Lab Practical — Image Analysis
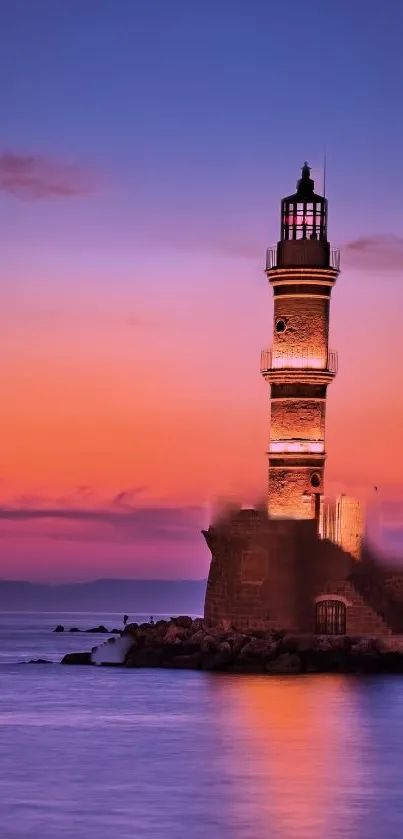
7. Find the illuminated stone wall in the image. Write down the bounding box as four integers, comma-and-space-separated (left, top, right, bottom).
273, 296, 330, 357
337, 496, 363, 559
270, 398, 326, 445
268, 466, 323, 519
266, 281, 334, 519
321, 495, 364, 559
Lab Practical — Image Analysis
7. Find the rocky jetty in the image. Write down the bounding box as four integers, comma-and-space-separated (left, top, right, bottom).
54, 625, 120, 634
28, 659, 52, 664
60, 616, 403, 673
61, 651, 92, 665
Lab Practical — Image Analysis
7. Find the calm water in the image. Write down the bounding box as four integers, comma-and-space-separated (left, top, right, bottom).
1, 613, 403, 838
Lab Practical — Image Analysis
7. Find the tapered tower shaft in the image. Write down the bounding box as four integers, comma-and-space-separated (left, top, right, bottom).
261, 163, 340, 519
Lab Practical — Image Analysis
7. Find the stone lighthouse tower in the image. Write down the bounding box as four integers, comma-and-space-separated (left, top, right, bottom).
261, 162, 340, 521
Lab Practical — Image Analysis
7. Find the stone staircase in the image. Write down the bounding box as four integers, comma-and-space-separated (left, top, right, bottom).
351, 566, 403, 635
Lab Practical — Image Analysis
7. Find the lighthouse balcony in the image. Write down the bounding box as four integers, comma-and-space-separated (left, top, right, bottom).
266, 243, 340, 272
261, 348, 338, 384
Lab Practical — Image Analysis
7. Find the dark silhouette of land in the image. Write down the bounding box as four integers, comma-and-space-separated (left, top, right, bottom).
0, 579, 206, 614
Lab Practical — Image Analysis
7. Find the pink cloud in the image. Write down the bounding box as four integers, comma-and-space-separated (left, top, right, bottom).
0, 151, 96, 199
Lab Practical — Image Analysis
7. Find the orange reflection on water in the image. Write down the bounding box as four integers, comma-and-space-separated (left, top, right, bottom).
210, 674, 372, 839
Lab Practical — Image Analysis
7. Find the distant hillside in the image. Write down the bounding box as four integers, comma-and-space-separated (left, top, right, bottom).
0, 579, 207, 614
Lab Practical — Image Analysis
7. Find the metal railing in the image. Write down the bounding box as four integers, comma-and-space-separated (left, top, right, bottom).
265, 245, 340, 271
260, 348, 338, 375
266, 247, 278, 270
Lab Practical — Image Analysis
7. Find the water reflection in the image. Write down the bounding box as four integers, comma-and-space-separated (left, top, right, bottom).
3, 662, 403, 839
210, 675, 374, 839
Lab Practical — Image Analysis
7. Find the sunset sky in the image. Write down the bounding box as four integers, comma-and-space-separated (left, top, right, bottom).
1, 0, 403, 581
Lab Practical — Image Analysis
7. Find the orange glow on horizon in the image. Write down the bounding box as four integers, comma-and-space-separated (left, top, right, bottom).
2, 254, 403, 578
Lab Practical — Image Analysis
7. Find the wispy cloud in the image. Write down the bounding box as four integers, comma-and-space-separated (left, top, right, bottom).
0, 492, 203, 545
343, 234, 403, 270
0, 151, 96, 200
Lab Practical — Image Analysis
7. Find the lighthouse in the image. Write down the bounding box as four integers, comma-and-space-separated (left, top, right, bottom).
202, 162, 394, 633
261, 163, 339, 522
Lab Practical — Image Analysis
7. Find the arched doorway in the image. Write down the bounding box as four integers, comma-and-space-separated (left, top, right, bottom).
315, 599, 346, 635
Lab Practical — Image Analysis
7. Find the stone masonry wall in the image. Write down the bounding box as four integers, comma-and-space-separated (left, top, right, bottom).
203, 513, 304, 630
270, 398, 326, 442
268, 466, 323, 518
315, 579, 391, 636
273, 296, 330, 356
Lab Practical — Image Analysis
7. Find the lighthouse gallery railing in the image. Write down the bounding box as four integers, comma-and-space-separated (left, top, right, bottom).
261, 348, 338, 375
265, 246, 340, 271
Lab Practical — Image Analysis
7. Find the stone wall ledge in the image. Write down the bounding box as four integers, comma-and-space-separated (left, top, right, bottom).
60, 618, 403, 674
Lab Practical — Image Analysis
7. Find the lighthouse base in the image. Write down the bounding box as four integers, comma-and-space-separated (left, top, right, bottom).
203, 507, 403, 635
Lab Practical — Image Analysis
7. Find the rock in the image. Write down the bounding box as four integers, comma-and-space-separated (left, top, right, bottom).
280, 635, 299, 653
171, 616, 193, 629
201, 650, 232, 671
186, 629, 205, 645
233, 638, 273, 672
216, 619, 233, 632
181, 633, 204, 654
200, 635, 221, 654
61, 652, 92, 665
69, 627, 81, 633
218, 640, 232, 656
88, 625, 108, 634
124, 646, 164, 668
239, 638, 272, 660
153, 620, 169, 637
191, 618, 205, 632
159, 640, 185, 658
164, 653, 202, 669
246, 629, 268, 639
230, 633, 249, 655
163, 624, 188, 643
110, 629, 120, 634
328, 635, 352, 652
313, 636, 333, 653
124, 622, 139, 634
28, 659, 52, 664
143, 630, 159, 647
349, 638, 383, 672
351, 637, 381, 655
54, 625, 64, 633
293, 634, 317, 652
266, 652, 301, 675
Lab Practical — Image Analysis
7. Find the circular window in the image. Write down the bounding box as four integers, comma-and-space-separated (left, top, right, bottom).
275, 319, 286, 334
310, 473, 321, 488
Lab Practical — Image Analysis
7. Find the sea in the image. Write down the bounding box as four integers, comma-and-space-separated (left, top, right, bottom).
1, 612, 403, 839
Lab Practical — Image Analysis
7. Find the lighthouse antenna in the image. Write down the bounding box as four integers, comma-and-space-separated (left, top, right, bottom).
323, 148, 327, 198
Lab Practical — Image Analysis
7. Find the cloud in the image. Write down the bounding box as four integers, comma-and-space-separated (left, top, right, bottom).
113, 488, 146, 508
343, 234, 403, 270
0, 496, 204, 545
0, 151, 95, 199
